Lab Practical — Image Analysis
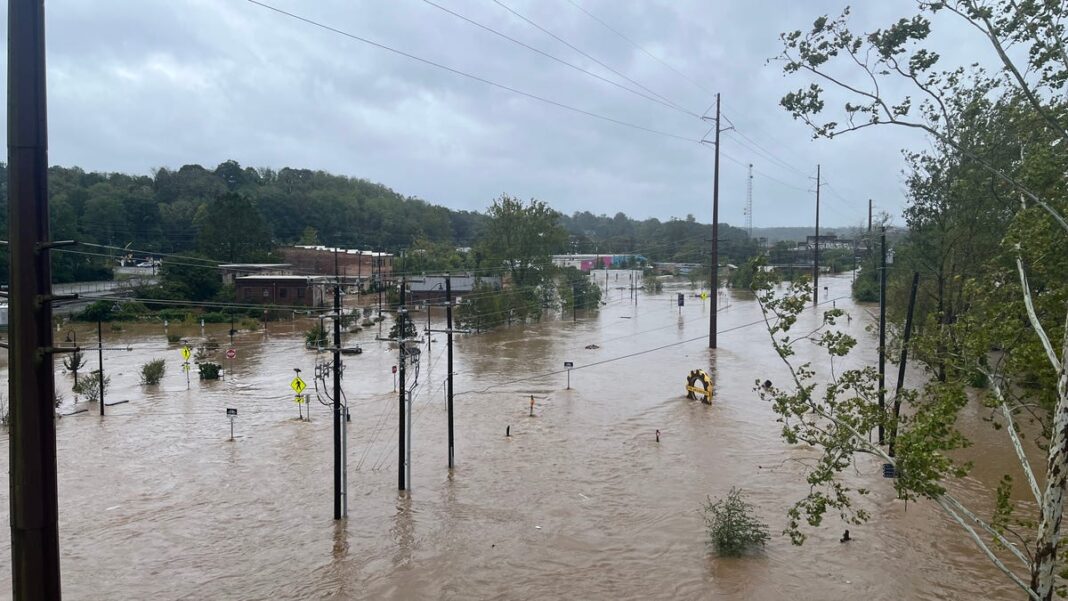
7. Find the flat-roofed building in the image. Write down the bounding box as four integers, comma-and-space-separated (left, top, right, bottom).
234, 275, 326, 307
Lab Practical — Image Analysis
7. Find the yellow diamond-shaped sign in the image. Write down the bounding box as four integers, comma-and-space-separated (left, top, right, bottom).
700, 291, 708, 300
290, 376, 307, 395
180, 346, 191, 361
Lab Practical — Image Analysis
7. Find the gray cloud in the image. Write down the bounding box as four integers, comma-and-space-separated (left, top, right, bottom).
2, 0, 984, 227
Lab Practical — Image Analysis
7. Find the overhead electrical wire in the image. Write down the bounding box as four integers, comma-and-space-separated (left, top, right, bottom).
415, 0, 697, 119
245, 0, 700, 144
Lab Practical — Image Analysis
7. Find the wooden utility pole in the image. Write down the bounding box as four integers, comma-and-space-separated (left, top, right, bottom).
333, 250, 343, 519
878, 227, 887, 445
8, 0, 63, 596
445, 275, 455, 469
397, 305, 407, 491
97, 320, 104, 416
813, 164, 821, 306
889, 272, 920, 458
708, 92, 721, 349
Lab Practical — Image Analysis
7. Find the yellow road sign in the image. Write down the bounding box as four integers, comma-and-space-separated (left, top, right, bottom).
180, 346, 191, 361
700, 291, 708, 300
291, 376, 307, 395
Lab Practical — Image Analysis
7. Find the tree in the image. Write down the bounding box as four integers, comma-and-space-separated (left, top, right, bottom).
155, 257, 221, 302
388, 313, 418, 340
777, 4, 1068, 596
480, 194, 567, 288
196, 192, 272, 262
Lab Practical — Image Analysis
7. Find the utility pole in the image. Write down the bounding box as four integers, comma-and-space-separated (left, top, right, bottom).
878, 227, 887, 445
744, 163, 753, 237
445, 274, 455, 469
572, 279, 577, 322
813, 164, 821, 306
9, 0, 63, 596
332, 250, 343, 519
707, 92, 722, 349
889, 271, 920, 458
97, 320, 104, 416
398, 305, 407, 491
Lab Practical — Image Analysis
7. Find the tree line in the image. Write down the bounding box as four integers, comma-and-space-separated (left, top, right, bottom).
0, 161, 760, 285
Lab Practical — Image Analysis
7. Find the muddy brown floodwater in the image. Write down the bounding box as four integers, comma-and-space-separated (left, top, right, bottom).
0, 274, 1031, 600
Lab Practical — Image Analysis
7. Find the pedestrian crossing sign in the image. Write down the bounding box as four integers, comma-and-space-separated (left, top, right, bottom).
291, 376, 307, 395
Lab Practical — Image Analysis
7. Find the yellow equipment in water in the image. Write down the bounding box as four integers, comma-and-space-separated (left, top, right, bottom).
686, 369, 713, 404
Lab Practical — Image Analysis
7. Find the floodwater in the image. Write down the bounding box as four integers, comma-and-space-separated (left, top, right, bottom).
0, 274, 1032, 600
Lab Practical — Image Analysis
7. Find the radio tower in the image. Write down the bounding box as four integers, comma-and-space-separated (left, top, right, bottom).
744, 163, 753, 237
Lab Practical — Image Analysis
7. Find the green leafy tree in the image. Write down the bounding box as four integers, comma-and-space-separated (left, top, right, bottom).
196, 192, 272, 262
777, 3, 1068, 596
480, 194, 567, 288
703, 488, 770, 556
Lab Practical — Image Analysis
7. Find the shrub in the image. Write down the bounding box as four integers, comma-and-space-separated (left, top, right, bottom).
140, 359, 166, 385
306, 323, 328, 348
73, 370, 110, 402
158, 308, 193, 322
200, 312, 233, 323
702, 488, 769, 556
166, 333, 182, 343
198, 362, 222, 380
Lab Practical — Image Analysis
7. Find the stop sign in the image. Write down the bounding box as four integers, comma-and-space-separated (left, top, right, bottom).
226, 348, 237, 359
392, 365, 397, 374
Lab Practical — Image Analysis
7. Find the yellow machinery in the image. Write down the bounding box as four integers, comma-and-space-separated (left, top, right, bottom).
686, 369, 713, 404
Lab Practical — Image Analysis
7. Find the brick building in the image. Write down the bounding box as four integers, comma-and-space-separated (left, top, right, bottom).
278, 246, 393, 284
234, 275, 326, 307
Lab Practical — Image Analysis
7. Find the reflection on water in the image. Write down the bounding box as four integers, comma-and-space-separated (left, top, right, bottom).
0, 275, 1024, 599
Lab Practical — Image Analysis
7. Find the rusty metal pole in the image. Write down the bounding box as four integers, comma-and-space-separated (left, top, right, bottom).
8, 0, 63, 597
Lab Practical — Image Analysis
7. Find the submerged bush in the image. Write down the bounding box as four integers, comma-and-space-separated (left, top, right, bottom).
140, 359, 166, 385
198, 362, 222, 380
73, 370, 110, 402
703, 487, 769, 556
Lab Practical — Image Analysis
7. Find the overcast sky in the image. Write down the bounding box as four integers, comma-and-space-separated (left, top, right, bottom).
2, 0, 988, 227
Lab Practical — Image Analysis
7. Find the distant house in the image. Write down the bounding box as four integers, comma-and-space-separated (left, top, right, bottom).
406, 274, 502, 304
219, 263, 292, 285
278, 246, 393, 284
234, 275, 326, 307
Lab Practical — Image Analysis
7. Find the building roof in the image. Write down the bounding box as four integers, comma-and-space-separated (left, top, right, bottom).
407, 274, 500, 292
219, 263, 291, 269
289, 245, 393, 257
235, 275, 322, 283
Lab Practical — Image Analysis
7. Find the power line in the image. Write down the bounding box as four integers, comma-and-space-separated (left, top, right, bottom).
489, 0, 699, 117
245, 0, 701, 144
561, 0, 717, 98
415, 0, 697, 119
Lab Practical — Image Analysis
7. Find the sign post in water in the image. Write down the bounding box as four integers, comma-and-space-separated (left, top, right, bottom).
226, 407, 237, 441
180, 345, 192, 389
564, 361, 574, 390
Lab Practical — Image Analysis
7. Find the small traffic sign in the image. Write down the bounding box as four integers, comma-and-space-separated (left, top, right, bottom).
564, 361, 574, 368
180, 346, 192, 361
291, 376, 307, 395
226, 348, 237, 360
226, 408, 237, 416
392, 365, 398, 374
700, 291, 708, 300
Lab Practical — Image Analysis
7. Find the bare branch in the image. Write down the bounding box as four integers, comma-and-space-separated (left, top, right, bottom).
1015, 248, 1061, 371
934, 496, 1039, 599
